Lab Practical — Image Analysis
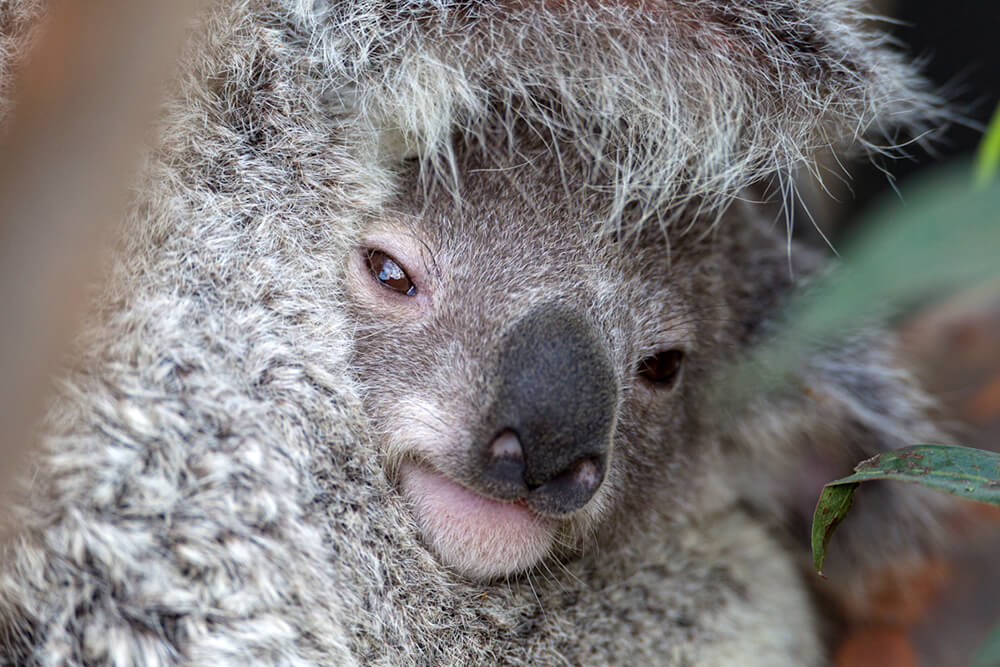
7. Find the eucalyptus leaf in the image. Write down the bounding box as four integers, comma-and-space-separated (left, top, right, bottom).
811, 445, 1000, 575
810, 482, 858, 576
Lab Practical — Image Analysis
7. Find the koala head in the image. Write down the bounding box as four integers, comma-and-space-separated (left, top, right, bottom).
343, 146, 759, 580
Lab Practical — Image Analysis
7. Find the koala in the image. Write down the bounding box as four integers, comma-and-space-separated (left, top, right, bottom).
0, 0, 951, 664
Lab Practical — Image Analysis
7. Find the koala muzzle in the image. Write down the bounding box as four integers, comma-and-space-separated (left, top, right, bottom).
479, 304, 617, 516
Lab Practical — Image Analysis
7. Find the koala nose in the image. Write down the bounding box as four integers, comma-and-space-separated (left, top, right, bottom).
480, 304, 617, 515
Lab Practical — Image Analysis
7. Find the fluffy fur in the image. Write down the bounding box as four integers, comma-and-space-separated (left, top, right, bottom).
0, 0, 948, 664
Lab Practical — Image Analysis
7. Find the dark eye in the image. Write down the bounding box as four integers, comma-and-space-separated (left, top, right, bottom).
366, 249, 416, 296
637, 349, 684, 387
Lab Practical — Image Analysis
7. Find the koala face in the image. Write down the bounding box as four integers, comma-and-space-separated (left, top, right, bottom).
345, 154, 731, 580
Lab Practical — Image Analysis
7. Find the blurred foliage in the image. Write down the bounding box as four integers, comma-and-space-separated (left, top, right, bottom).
758, 102, 1000, 665
971, 622, 1000, 667
717, 161, 1000, 413
976, 104, 1000, 187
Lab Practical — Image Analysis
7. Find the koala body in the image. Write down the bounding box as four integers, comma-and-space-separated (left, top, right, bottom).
0, 0, 948, 664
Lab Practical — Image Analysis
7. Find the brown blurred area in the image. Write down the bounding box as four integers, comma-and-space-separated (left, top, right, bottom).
0, 0, 199, 511
905, 286, 1000, 449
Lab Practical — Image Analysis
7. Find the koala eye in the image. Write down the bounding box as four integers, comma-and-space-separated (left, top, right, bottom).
637, 349, 684, 387
366, 249, 416, 296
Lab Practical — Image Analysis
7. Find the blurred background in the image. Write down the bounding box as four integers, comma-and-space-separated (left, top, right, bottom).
822, 3, 1000, 666
853, 1, 1000, 217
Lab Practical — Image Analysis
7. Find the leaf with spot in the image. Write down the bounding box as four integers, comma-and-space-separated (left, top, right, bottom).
811, 445, 1000, 575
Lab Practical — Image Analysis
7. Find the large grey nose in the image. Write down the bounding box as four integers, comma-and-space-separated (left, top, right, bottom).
479, 304, 617, 515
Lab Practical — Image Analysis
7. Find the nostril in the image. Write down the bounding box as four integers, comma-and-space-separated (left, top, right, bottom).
490, 431, 523, 462
526, 455, 605, 516
570, 457, 601, 494
480, 431, 528, 498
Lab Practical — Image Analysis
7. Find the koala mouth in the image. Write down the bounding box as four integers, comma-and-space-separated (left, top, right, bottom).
399, 461, 557, 580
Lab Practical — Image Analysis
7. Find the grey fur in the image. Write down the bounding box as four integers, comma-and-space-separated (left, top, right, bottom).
0, 0, 949, 664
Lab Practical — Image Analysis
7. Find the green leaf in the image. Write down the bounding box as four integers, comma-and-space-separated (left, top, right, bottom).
971, 622, 1000, 667
811, 445, 1000, 575
810, 482, 858, 576
976, 104, 1000, 188
828, 445, 1000, 504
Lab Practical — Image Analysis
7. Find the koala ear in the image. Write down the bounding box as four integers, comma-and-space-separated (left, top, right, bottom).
289, 1, 946, 226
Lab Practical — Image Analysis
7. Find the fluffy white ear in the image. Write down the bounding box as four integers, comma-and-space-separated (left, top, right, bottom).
285, 0, 947, 226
